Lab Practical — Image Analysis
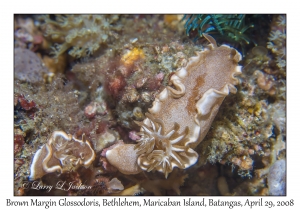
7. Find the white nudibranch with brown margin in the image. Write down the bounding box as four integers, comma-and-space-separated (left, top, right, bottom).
29, 131, 96, 181
106, 34, 243, 178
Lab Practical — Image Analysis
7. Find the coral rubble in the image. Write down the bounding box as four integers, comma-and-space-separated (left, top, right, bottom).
267, 15, 286, 73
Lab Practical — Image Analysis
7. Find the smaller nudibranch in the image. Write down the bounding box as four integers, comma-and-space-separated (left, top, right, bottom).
106, 34, 242, 178
29, 131, 95, 181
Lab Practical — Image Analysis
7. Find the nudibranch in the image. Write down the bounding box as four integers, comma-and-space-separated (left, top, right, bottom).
106, 34, 242, 178
29, 131, 95, 181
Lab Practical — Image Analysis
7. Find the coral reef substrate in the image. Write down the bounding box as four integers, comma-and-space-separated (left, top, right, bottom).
14, 14, 286, 196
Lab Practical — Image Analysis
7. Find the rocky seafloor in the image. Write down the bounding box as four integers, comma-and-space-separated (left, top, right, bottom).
14, 14, 286, 196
